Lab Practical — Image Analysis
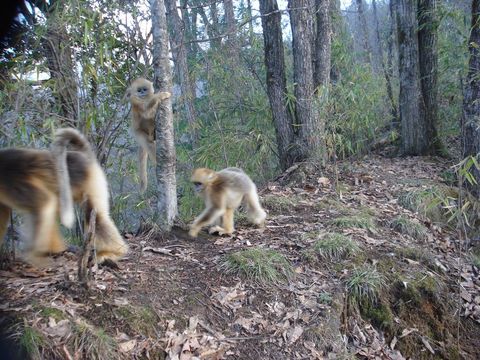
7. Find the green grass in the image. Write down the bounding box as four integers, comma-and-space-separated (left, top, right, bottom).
70, 319, 118, 360
390, 215, 428, 240
329, 213, 375, 231
262, 194, 302, 213
18, 325, 47, 360
221, 248, 293, 284
115, 305, 158, 337
472, 254, 480, 268
309, 233, 360, 260
38, 307, 65, 321
346, 265, 385, 308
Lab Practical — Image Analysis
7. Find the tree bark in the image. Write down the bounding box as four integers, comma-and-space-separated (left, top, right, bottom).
259, 0, 297, 170
462, 0, 480, 195
289, 0, 324, 160
373, 0, 397, 122
355, 0, 373, 68
387, 0, 398, 125
150, 0, 177, 230
43, 18, 78, 127
313, 0, 332, 89
165, 0, 198, 146
223, 0, 237, 49
396, 0, 428, 155
418, 0, 440, 152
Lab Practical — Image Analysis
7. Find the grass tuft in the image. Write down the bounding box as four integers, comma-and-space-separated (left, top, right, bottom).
390, 215, 428, 240
310, 233, 360, 260
115, 305, 158, 337
346, 265, 385, 308
262, 195, 301, 213
221, 248, 293, 284
70, 319, 118, 360
329, 213, 375, 231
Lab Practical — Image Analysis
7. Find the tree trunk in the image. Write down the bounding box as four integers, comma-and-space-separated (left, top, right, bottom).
223, 0, 237, 49
313, 0, 332, 89
165, 0, 198, 146
355, 0, 373, 67
372, 0, 397, 122
387, 0, 398, 126
150, 0, 177, 230
418, 0, 440, 152
43, 19, 78, 127
396, 0, 428, 155
462, 0, 480, 195
289, 0, 324, 160
259, 0, 297, 170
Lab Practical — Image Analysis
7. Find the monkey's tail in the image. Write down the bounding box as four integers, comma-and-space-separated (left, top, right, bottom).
51, 128, 95, 228
244, 187, 267, 226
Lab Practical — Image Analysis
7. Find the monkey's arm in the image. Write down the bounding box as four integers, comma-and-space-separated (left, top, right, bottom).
145, 91, 171, 111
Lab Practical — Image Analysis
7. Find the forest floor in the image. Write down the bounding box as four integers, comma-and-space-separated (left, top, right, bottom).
1, 154, 480, 359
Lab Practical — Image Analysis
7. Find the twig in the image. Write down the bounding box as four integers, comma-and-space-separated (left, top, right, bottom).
78, 208, 96, 286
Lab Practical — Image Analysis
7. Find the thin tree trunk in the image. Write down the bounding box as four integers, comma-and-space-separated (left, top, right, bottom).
313, 0, 332, 90
223, 0, 237, 49
43, 19, 78, 127
373, 0, 397, 122
165, 0, 198, 146
387, 0, 398, 126
462, 0, 480, 195
259, 0, 297, 170
289, 0, 324, 160
396, 0, 428, 155
150, 0, 177, 230
246, 0, 254, 43
355, 0, 373, 67
418, 0, 440, 152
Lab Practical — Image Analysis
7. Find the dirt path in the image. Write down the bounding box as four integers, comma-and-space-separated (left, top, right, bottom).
1, 155, 479, 359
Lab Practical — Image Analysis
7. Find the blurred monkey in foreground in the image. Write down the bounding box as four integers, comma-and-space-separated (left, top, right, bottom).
189, 167, 267, 237
0, 128, 128, 265
125, 78, 171, 193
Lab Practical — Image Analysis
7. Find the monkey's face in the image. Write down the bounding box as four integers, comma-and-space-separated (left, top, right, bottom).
191, 168, 216, 194
136, 84, 151, 98
128, 78, 154, 99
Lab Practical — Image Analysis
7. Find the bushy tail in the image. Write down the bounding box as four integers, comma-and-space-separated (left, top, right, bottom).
244, 187, 267, 226
51, 128, 95, 228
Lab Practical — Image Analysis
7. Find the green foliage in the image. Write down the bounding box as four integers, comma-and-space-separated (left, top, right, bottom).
329, 212, 376, 231
17, 324, 48, 360
346, 265, 385, 308
221, 248, 293, 284
390, 215, 428, 240
309, 233, 360, 261
70, 320, 118, 360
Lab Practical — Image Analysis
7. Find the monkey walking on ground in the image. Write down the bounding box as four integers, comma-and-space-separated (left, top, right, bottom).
0, 128, 128, 265
189, 167, 267, 238
125, 78, 171, 193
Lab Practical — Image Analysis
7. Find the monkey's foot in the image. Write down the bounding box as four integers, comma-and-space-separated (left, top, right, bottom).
208, 225, 233, 236
189, 228, 199, 237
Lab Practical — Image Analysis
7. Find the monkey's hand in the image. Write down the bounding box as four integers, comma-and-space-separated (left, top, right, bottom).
156, 91, 171, 101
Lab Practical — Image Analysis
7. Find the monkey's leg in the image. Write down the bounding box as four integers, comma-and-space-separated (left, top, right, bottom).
209, 208, 234, 235
244, 190, 267, 227
94, 213, 128, 263
138, 146, 149, 193
24, 195, 65, 265
189, 208, 224, 237
0, 204, 11, 250
146, 140, 157, 166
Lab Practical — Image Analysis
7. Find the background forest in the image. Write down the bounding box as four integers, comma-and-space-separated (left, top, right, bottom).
2, 1, 480, 359
0, 0, 476, 231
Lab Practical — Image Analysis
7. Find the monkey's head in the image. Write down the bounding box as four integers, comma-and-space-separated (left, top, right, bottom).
191, 168, 217, 194
127, 77, 154, 99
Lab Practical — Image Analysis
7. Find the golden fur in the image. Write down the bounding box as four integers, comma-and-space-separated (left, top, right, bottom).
126, 78, 171, 193
189, 167, 267, 237
0, 128, 128, 265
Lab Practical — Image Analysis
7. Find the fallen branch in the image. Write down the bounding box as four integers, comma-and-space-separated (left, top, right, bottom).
78, 208, 96, 286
